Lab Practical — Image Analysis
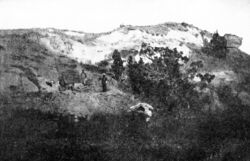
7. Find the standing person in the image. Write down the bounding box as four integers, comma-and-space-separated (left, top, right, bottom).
80, 69, 87, 86
58, 75, 66, 91
100, 73, 108, 92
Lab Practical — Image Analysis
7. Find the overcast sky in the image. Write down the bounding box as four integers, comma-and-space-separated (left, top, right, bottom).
0, 0, 249, 53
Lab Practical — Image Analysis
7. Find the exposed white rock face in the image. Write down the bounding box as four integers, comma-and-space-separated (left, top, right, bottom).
32, 23, 210, 64
129, 103, 154, 122
224, 34, 242, 48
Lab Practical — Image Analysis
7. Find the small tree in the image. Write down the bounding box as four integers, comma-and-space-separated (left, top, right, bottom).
127, 56, 143, 94
202, 31, 228, 58
111, 50, 124, 80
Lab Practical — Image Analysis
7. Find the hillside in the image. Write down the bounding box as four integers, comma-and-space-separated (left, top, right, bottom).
1, 22, 250, 161
0, 22, 250, 113
0, 31, 137, 116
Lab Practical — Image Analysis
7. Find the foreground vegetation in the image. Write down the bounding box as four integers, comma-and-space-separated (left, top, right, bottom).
1, 88, 250, 161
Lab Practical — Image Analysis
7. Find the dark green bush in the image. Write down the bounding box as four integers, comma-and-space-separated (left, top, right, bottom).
97, 60, 109, 68
181, 22, 189, 27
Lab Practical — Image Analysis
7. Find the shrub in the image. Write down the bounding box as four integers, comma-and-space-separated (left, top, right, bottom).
97, 60, 109, 68
181, 22, 189, 27
81, 64, 106, 74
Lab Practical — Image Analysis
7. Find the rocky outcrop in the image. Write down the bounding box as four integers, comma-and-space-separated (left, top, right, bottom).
224, 34, 242, 48
129, 103, 154, 122
0, 71, 39, 93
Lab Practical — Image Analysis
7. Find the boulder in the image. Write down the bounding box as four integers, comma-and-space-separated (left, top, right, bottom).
129, 103, 154, 122
224, 34, 242, 48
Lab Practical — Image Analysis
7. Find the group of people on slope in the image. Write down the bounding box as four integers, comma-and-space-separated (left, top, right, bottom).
59, 69, 108, 92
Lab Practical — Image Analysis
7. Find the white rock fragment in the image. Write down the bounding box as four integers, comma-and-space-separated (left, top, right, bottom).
129, 103, 154, 122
